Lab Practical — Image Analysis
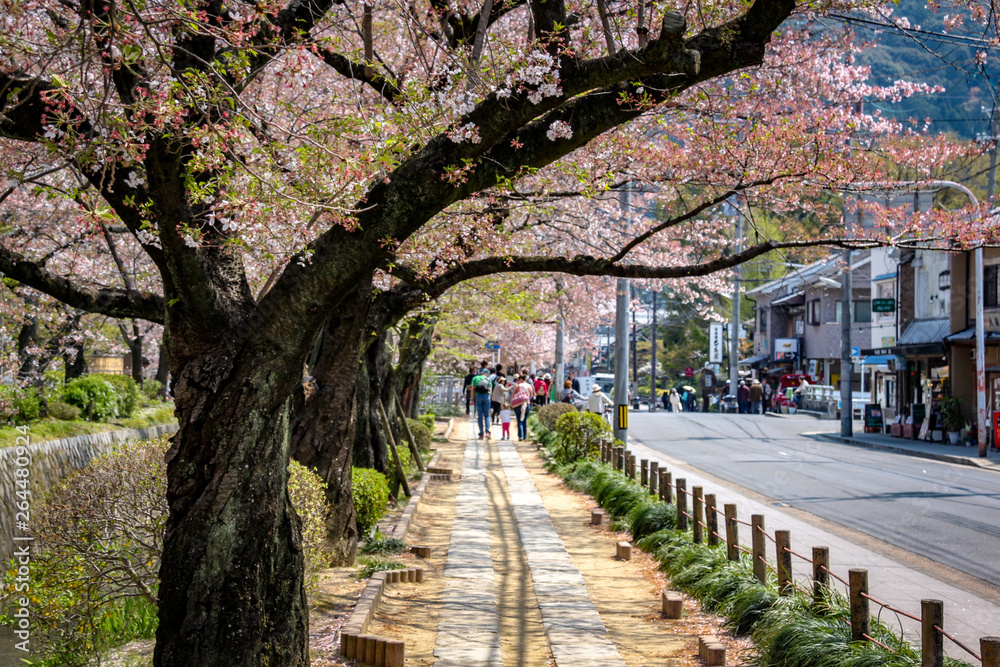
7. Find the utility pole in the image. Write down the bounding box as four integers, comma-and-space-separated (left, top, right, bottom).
632, 286, 639, 410
840, 246, 853, 437
555, 315, 564, 399
650, 290, 657, 411
614, 278, 629, 443
614, 185, 631, 442
977, 104, 998, 457
729, 204, 743, 400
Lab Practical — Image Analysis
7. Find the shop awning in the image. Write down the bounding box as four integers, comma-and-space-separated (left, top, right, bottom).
945, 327, 1000, 343
771, 291, 805, 307
861, 354, 897, 366
739, 354, 769, 366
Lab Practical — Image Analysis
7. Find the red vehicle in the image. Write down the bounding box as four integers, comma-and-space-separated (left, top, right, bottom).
772, 373, 814, 410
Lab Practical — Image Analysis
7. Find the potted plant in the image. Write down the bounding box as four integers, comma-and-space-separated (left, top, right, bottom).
938, 396, 964, 445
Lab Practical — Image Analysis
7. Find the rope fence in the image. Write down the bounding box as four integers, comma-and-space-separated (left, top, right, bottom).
594, 440, 1000, 666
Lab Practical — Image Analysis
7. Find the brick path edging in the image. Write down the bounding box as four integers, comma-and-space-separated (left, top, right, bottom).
342, 446, 447, 664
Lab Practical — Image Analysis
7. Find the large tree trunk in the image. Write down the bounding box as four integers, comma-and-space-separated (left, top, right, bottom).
156, 341, 169, 397
353, 330, 393, 473
397, 317, 436, 419
154, 346, 309, 666
289, 281, 373, 565
63, 336, 87, 381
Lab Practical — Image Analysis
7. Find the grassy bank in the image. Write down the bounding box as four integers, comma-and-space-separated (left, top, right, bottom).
0, 403, 175, 448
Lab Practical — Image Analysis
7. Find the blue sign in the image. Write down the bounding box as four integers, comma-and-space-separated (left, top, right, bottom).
485, 341, 501, 350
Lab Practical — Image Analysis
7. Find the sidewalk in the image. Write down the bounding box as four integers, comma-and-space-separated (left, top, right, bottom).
768, 412, 1000, 471
626, 434, 1000, 659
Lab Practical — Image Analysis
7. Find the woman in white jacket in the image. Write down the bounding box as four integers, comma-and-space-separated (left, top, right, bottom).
588, 384, 613, 414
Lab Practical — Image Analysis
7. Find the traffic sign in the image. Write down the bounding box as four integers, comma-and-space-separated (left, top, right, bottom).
485, 340, 500, 350
684, 367, 694, 378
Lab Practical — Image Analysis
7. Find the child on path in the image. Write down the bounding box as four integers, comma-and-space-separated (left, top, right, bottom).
500, 404, 513, 440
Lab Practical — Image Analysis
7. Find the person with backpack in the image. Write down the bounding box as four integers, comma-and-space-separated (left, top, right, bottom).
472, 367, 493, 439
533, 374, 548, 407
510, 374, 533, 441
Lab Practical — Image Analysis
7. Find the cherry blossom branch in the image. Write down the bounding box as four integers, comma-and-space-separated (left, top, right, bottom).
0, 245, 165, 322
393, 238, 884, 297
313, 46, 403, 103
607, 175, 802, 264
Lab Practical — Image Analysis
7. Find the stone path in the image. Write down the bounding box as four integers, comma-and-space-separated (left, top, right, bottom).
433, 437, 502, 667
433, 426, 626, 667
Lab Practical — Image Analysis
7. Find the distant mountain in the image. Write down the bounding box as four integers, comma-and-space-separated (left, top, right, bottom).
846, 0, 992, 139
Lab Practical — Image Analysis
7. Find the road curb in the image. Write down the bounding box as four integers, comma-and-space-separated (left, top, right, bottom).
815, 433, 1000, 472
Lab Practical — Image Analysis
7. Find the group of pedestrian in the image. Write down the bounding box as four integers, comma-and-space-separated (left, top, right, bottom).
660, 387, 696, 412
466, 362, 557, 440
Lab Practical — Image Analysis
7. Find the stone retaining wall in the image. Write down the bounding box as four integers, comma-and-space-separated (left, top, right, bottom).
0, 423, 178, 564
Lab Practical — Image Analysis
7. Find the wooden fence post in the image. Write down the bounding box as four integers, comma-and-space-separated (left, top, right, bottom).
921, 599, 943, 667
628, 454, 636, 479
705, 493, 719, 546
849, 569, 870, 642
724, 504, 739, 561
751, 514, 766, 584
641, 459, 649, 487
649, 462, 659, 496
676, 479, 688, 530
812, 546, 829, 604
692, 486, 704, 543
981, 638, 1000, 667
662, 471, 673, 503
775, 530, 792, 595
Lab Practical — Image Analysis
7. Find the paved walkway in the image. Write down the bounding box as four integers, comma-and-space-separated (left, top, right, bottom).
626, 435, 1000, 659
434, 424, 626, 667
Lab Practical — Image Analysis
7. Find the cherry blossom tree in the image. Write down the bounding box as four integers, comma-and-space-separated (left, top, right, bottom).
0, 0, 988, 662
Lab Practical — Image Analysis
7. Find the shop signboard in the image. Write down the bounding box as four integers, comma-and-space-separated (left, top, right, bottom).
872, 298, 895, 313
774, 338, 799, 362
864, 404, 883, 434
709, 323, 724, 363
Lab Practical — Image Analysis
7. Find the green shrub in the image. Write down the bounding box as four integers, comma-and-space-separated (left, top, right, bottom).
552, 411, 611, 464
395, 443, 413, 472
102, 375, 142, 418
417, 412, 435, 431
537, 402, 576, 431
142, 379, 165, 402
7, 437, 169, 665
406, 418, 432, 451
287, 460, 333, 593
63, 375, 120, 421
360, 535, 407, 556
357, 557, 406, 579
0, 384, 42, 424
352, 467, 390, 535
48, 399, 82, 421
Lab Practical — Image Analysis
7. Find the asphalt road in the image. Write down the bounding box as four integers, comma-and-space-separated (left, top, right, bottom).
629, 412, 1000, 587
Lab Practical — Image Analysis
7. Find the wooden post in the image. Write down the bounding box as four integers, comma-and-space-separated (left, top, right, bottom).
676, 478, 688, 530
616, 446, 625, 471
649, 462, 659, 496
627, 453, 636, 479
751, 514, 766, 584
775, 530, 792, 595
395, 392, 425, 471
921, 599, 944, 667
724, 504, 739, 561
812, 546, 829, 604
849, 569, 869, 642
705, 493, 719, 546
641, 459, 649, 487
981, 637, 1000, 667
378, 399, 411, 497
692, 486, 704, 543
662, 471, 673, 503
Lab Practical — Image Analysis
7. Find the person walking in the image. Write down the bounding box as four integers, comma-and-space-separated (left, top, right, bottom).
669, 388, 682, 413
588, 383, 613, 416
569, 370, 581, 394
499, 403, 513, 440
738, 381, 750, 414
559, 379, 584, 406
463, 366, 475, 415
533, 374, 548, 407
749, 379, 763, 414
763, 381, 774, 412
472, 367, 493, 439
510, 375, 533, 441
491, 376, 508, 423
